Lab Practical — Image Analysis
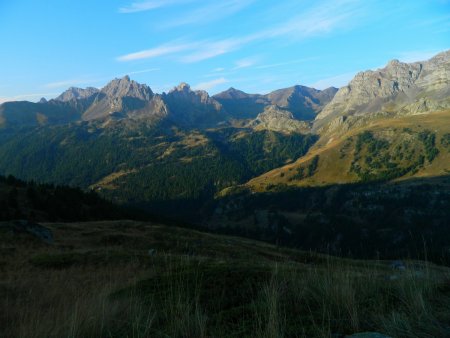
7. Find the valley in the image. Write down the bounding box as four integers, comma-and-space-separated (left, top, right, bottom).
2, 1, 450, 337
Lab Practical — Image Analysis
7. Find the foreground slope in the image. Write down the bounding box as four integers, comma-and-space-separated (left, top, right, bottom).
1, 220, 450, 337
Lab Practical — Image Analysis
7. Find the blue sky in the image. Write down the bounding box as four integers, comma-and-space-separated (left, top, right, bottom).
0, 0, 449, 103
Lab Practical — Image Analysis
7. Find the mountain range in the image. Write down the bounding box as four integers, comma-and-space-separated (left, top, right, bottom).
0, 75, 337, 131
0, 50, 449, 255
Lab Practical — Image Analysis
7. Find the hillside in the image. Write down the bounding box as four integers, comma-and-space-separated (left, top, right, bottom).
244, 110, 450, 190
0, 51, 449, 257
0, 122, 317, 218
0, 175, 137, 222
2, 220, 450, 337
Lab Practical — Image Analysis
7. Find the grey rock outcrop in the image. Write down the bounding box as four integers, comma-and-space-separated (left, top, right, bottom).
81, 76, 168, 123
163, 82, 225, 127
251, 105, 310, 133
55, 87, 99, 102
101, 75, 153, 101
315, 50, 450, 131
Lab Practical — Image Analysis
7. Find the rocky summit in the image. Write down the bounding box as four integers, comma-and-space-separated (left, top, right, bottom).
315, 50, 450, 132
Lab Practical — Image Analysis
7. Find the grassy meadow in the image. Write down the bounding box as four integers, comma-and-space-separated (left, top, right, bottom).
1, 220, 450, 337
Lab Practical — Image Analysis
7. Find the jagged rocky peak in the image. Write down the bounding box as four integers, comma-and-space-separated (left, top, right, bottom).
101, 75, 153, 101
168, 82, 220, 106
315, 49, 450, 122
55, 86, 99, 102
174, 82, 191, 92
39, 97, 48, 104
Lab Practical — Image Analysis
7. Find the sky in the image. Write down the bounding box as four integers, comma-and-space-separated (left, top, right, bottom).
0, 0, 449, 103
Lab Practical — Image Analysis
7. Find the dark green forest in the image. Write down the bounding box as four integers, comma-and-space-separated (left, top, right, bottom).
0, 122, 317, 216
0, 174, 141, 222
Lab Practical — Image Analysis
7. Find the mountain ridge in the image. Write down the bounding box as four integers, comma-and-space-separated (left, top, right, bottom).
0, 77, 337, 130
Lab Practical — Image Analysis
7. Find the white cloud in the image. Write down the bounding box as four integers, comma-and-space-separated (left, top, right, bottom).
233, 57, 257, 70
118, 0, 366, 63
264, 0, 363, 39
127, 68, 160, 75
163, 0, 254, 28
309, 72, 356, 89
179, 38, 250, 63
117, 42, 195, 61
255, 57, 320, 70
118, 0, 194, 13
193, 77, 228, 91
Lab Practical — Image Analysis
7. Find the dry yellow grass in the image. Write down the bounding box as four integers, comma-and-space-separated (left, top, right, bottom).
90, 170, 137, 190
245, 110, 450, 192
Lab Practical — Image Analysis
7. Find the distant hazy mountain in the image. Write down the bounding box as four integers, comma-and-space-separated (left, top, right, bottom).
213, 85, 337, 121
56, 87, 99, 102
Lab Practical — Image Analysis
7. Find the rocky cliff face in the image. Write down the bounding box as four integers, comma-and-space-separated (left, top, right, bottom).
163, 83, 225, 127
81, 76, 161, 121
315, 50, 450, 131
101, 76, 153, 101
251, 105, 310, 133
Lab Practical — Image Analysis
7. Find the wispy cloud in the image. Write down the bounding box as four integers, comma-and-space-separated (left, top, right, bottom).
233, 57, 258, 70
118, 0, 367, 63
127, 68, 160, 75
179, 38, 252, 63
163, 0, 254, 28
193, 77, 228, 91
118, 0, 193, 13
117, 42, 196, 61
264, 0, 364, 39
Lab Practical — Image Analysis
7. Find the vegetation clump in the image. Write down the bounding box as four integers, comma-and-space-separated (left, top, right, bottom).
350, 129, 439, 182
